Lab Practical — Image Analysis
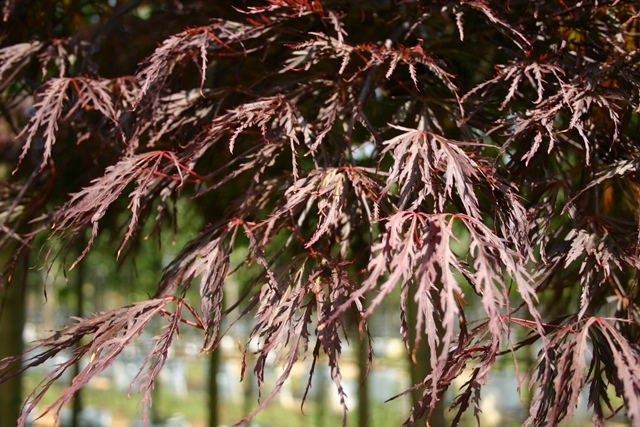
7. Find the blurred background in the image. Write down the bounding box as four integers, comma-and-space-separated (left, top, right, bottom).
12, 210, 632, 427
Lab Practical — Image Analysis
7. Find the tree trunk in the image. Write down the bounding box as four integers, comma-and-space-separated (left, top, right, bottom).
356, 333, 370, 427
242, 347, 255, 427
70, 255, 85, 427
314, 364, 327, 427
406, 289, 445, 427
0, 251, 26, 427
208, 346, 220, 427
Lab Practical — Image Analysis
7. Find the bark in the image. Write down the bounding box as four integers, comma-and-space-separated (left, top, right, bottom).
356, 334, 370, 427
208, 345, 220, 427
0, 251, 26, 427
71, 254, 85, 427
406, 288, 445, 427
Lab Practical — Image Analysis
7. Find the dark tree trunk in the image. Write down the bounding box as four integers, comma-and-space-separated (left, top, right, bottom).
356, 333, 370, 427
208, 345, 220, 427
71, 254, 85, 427
406, 288, 445, 427
0, 252, 26, 427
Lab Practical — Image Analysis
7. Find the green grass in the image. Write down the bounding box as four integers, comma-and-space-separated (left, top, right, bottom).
23, 368, 409, 427
23, 360, 631, 427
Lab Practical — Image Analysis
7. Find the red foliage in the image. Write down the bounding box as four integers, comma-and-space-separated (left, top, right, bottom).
0, 1, 639, 426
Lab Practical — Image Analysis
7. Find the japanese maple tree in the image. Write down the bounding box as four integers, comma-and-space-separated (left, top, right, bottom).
0, 0, 639, 426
